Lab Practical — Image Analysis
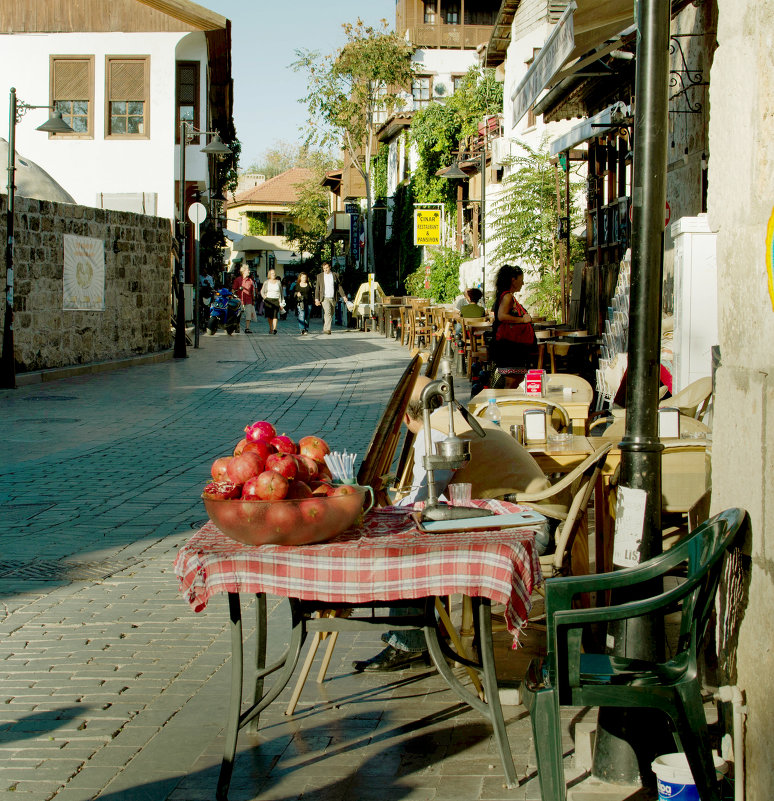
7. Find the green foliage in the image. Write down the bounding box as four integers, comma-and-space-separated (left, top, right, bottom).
380, 182, 421, 293
247, 141, 339, 179
216, 137, 241, 195
408, 67, 504, 226
246, 214, 267, 236
285, 173, 330, 265
293, 19, 414, 271
490, 140, 584, 318
445, 67, 503, 139
372, 146, 388, 199
410, 103, 460, 207
404, 247, 462, 302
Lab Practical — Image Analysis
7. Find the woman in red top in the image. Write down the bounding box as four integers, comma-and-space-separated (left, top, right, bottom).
490, 264, 536, 388
232, 264, 257, 333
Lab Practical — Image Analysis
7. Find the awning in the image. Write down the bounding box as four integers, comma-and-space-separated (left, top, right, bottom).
511, 0, 635, 127
549, 101, 631, 155
232, 235, 278, 252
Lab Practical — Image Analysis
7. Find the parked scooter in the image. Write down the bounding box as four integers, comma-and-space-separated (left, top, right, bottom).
206, 288, 243, 335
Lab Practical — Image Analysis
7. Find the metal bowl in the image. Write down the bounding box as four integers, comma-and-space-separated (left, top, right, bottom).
202, 485, 372, 546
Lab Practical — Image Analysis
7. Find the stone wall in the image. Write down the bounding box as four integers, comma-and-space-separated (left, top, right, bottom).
0, 195, 173, 373
707, 1, 774, 799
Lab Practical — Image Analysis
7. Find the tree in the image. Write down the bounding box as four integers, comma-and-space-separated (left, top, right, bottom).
293, 19, 415, 274
247, 140, 339, 179
489, 140, 584, 318
285, 175, 330, 265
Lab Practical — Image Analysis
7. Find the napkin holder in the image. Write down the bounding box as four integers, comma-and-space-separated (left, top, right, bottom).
419, 359, 494, 523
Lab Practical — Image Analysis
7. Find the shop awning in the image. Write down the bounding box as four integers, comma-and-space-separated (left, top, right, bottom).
232, 235, 277, 252
549, 101, 631, 155
511, 0, 635, 127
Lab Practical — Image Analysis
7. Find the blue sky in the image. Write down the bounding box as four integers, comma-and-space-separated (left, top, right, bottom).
202, 0, 396, 169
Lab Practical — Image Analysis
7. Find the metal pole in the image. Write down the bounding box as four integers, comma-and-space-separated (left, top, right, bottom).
173, 120, 188, 358
480, 150, 487, 305
193, 218, 200, 348
591, 0, 670, 784
1, 88, 18, 389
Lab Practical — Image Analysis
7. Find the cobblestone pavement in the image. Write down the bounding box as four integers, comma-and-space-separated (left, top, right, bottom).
0, 318, 593, 801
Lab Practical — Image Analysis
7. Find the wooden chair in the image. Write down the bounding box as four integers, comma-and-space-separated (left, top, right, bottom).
407, 300, 431, 351
522, 508, 747, 801
285, 354, 423, 715
460, 316, 488, 378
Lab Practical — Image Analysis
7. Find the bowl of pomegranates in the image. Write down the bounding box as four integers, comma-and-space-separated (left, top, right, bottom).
202, 483, 371, 546
201, 422, 372, 546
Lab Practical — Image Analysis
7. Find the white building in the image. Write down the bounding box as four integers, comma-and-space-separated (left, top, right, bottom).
0, 0, 234, 225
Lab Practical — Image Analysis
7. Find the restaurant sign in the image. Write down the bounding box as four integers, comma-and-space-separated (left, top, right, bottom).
414, 208, 442, 246
511, 1, 576, 127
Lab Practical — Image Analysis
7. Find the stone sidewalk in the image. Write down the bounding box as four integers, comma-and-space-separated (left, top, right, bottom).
0, 317, 599, 801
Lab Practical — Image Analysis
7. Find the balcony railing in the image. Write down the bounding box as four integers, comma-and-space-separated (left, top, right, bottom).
405, 23, 494, 49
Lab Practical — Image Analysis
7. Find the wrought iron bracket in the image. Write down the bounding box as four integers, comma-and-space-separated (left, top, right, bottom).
669, 34, 708, 114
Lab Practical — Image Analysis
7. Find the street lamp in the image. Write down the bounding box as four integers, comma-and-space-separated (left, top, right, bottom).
174, 121, 232, 358
442, 149, 487, 304
2, 87, 73, 389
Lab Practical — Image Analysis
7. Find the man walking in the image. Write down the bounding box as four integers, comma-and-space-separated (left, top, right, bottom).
314, 262, 348, 335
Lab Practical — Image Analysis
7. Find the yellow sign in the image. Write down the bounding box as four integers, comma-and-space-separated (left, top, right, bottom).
414, 208, 441, 246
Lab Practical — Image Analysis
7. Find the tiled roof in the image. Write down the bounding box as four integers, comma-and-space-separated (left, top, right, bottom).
228, 168, 315, 208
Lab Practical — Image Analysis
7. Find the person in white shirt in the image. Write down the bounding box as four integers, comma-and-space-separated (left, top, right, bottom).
314, 262, 347, 334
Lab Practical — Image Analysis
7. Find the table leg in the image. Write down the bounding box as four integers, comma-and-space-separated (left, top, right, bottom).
248, 593, 267, 732
476, 598, 518, 789
216, 593, 244, 801
216, 594, 306, 801
422, 597, 517, 789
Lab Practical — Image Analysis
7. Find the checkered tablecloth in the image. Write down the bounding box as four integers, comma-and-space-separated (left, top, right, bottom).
175, 500, 543, 645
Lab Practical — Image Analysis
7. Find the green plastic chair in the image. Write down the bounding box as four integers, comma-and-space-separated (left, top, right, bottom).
522, 507, 747, 801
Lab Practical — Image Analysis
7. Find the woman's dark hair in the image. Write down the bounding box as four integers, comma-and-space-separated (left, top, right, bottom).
492, 264, 523, 313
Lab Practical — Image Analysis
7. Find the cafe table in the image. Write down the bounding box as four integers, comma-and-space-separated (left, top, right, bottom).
468, 373, 594, 435
175, 499, 543, 799
378, 302, 404, 338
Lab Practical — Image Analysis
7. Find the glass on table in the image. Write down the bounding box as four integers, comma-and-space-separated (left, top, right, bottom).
447, 483, 473, 507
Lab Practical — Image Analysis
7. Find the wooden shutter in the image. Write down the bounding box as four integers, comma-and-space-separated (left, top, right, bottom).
109, 59, 146, 101
53, 59, 89, 100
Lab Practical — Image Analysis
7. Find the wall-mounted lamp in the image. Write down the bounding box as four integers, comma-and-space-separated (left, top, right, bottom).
2, 87, 73, 389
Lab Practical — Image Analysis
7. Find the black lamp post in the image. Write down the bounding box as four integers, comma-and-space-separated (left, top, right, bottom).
174, 121, 232, 359
2, 87, 73, 389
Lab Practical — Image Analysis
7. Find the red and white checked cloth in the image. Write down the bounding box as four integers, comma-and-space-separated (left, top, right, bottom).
175, 499, 544, 646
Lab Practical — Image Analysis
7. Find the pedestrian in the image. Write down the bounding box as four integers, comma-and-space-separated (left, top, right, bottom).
293, 272, 314, 336
314, 262, 348, 335
232, 264, 257, 333
489, 264, 537, 388
260, 267, 285, 335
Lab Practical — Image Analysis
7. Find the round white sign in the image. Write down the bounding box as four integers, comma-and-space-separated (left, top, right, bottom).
188, 202, 208, 224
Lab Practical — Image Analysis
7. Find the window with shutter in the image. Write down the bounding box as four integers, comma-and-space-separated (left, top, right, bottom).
176, 61, 200, 143
106, 56, 150, 138
50, 56, 94, 137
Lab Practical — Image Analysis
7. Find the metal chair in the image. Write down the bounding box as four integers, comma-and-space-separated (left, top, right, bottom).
522, 507, 747, 801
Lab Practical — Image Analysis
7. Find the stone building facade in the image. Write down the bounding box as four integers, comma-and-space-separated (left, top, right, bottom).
708, 1, 774, 798
0, 195, 173, 374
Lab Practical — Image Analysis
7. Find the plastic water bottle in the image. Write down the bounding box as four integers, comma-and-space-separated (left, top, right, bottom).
485, 398, 501, 427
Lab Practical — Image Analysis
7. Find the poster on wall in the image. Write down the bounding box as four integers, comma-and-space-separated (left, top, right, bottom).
63, 235, 105, 311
